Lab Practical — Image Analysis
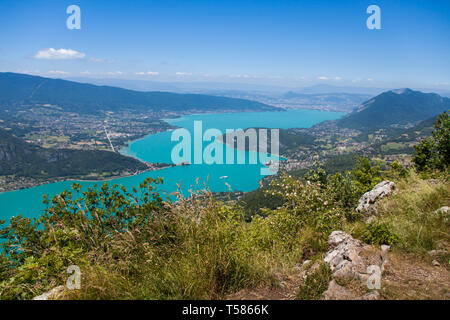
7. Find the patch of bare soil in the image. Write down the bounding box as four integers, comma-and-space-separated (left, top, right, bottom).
226, 270, 305, 300
380, 252, 450, 300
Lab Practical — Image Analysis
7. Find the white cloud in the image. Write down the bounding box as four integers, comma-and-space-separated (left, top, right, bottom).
80, 70, 91, 75
35, 48, 85, 60
106, 71, 123, 75
334, 76, 343, 81
317, 76, 329, 80
48, 70, 69, 75
176, 72, 192, 76
229, 74, 250, 78
135, 71, 159, 76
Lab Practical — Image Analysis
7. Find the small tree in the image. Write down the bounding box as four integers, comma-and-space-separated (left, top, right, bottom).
351, 157, 382, 195
433, 111, 450, 166
412, 111, 449, 171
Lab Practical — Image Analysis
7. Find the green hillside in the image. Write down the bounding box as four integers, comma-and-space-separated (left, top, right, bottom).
0, 129, 147, 179
337, 89, 449, 130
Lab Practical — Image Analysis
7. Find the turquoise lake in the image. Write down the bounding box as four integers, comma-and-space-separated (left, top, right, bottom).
0, 109, 343, 221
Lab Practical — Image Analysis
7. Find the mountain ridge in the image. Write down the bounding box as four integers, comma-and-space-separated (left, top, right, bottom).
0, 72, 278, 114
337, 88, 449, 130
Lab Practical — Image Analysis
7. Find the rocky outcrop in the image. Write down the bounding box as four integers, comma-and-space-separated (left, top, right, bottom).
321, 231, 390, 300
356, 181, 396, 216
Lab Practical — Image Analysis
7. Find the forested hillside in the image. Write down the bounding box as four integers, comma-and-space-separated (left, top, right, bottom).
0, 128, 147, 180
0, 73, 278, 114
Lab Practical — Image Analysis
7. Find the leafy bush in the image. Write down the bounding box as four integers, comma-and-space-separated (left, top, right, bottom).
351, 157, 383, 195
362, 222, 400, 246
387, 160, 409, 179
266, 173, 343, 233
304, 159, 327, 186
325, 172, 359, 212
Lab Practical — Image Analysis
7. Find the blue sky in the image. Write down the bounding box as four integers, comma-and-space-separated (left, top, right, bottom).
0, 0, 449, 89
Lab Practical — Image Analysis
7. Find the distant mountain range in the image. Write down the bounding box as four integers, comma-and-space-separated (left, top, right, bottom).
0, 128, 147, 180
337, 88, 450, 130
0, 73, 278, 114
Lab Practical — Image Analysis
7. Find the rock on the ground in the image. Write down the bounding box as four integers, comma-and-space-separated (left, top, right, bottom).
302, 260, 311, 266
432, 260, 441, 267
32, 286, 65, 300
428, 249, 447, 258
360, 291, 380, 300
327, 230, 352, 248
322, 280, 356, 300
323, 231, 388, 299
356, 181, 396, 216
324, 231, 364, 280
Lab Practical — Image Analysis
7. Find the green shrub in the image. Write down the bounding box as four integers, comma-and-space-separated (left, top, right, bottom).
326, 172, 359, 212
362, 222, 400, 246
387, 160, 409, 179
351, 157, 383, 195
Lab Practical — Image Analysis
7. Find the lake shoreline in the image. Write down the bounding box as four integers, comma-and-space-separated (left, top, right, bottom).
0, 109, 344, 220
0, 162, 177, 194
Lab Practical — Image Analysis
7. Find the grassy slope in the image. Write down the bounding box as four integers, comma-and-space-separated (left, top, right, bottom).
70, 173, 448, 299
0, 168, 448, 300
